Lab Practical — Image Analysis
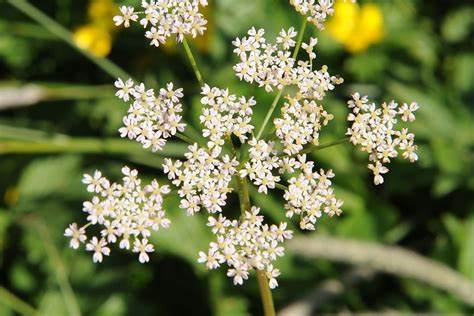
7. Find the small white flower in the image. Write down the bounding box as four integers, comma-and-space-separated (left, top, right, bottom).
133, 238, 154, 263
114, 78, 135, 101
266, 265, 281, 289
227, 264, 249, 285
86, 237, 110, 263
64, 223, 86, 249
82, 170, 105, 193
113, 6, 138, 28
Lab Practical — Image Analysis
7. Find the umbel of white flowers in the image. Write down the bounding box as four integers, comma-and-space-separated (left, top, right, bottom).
66, 0, 418, 290
346, 93, 419, 185
113, 0, 208, 45
66, 167, 171, 263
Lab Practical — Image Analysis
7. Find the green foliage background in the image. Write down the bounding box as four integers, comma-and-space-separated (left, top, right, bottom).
0, 0, 472, 315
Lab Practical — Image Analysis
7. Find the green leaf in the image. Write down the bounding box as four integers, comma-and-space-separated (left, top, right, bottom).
216, 297, 249, 316
441, 7, 474, 43
17, 155, 82, 200
0, 211, 11, 254
94, 295, 126, 316
38, 291, 69, 316
152, 195, 211, 270
444, 53, 474, 93
458, 217, 474, 279
10, 264, 37, 292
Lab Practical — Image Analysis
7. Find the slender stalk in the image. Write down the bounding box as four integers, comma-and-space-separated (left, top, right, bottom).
182, 37, 204, 86
255, 89, 284, 140
275, 183, 288, 191
225, 137, 275, 316
299, 137, 350, 155
0, 286, 38, 316
256, 18, 307, 140
256, 270, 276, 316
7, 0, 131, 80
175, 132, 194, 144
291, 18, 308, 60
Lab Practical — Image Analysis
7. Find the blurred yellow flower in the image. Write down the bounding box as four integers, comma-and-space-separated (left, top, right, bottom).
72, 0, 118, 57
87, 0, 119, 30
88, 0, 117, 23
327, 1, 384, 53
73, 24, 112, 57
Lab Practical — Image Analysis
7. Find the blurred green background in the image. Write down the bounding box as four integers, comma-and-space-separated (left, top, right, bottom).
0, 0, 473, 315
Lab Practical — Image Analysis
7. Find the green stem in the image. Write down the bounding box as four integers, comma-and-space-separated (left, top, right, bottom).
226, 136, 250, 213
256, 18, 307, 140
0, 286, 38, 316
256, 270, 276, 316
0, 138, 183, 156
225, 138, 275, 316
299, 137, 350, 155
292, 18, 308, 60
255, 89, 284, 140
7, 0, 132, 80
275, 183, 288, 191
182, 37, 204, 86
175, 132, 194, 144
0, 138, 187, 169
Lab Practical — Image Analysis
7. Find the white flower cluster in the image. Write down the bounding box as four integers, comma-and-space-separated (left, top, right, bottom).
240, 138, 281, 194
289, 0, 334, 29
65, 167, 171, 263
233, 28, 342, 99
198, 207, 293, 289
200, 85, 256, 154
283, 155, 343, 230
115, 78, 185, 152
113, 0, 208, 45
163, 144, 239, 215
274, 95, 334, 155
346, 93, 419, 185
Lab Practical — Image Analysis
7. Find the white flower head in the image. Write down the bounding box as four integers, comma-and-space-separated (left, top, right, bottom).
346, 93, 419, 185
115, 78, 186, 152
198, 207, 293, 289
113, 1, 208, 45
67, 167, 171, 263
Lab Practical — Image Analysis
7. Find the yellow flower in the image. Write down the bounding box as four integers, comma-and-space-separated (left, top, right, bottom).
88, 0, 117, 27
327, 1, 384, 53
73, 24, 112, 57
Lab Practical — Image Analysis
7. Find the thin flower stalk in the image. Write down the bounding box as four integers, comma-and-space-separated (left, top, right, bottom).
255, 18, 308, 140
